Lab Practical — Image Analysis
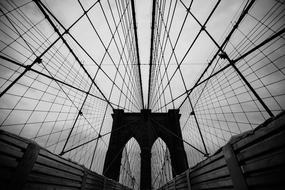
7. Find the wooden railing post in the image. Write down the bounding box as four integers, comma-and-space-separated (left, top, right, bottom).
9, 142, 40, 190
223, 143, 248, 190
165, 182, 168, 190
80, 168, 88, 190
103, 177, 107, 190
186, 170, 192, 190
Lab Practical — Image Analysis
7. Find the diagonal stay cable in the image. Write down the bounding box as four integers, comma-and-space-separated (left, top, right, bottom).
151, 0, 221, 110
151, 0, 177, 111
60, 121, 132, 155
33, 0, 114, 109
177, 0, 256, 109
130, 0, 144, 108
157, 0, 257, 112
182, 0, 274, 117
78, 0, 141, 110
149, 0, 187, 109
74, 0, 141, 164
147, 0, 158, 109
150, 118, 207, 156
0, 0, 102, 98
105, 0, 142, 109
0, 55, 128, 110
97, 1, 142, 109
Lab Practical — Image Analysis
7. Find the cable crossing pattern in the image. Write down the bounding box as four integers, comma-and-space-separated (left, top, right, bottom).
0, 0, 285, 189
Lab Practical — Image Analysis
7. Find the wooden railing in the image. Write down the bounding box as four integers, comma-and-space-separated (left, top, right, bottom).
158, 112, 285, 190
1, 112, 284, 190
0, 130, 132, 190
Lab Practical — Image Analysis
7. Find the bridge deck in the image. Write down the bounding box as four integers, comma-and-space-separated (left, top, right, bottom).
1, 112, 284, 190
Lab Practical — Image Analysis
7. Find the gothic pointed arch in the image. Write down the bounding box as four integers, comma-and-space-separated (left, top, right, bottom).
151, 138, 173, 189
119, 137, 141, 190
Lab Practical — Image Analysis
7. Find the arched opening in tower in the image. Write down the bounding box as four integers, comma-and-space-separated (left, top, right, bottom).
119, 137, 141, 190
151, 137, 173, 189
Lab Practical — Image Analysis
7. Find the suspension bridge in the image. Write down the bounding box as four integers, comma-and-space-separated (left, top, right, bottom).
0, 0, 284, 189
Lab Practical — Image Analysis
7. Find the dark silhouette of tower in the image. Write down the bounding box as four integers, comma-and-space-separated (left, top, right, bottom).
103, 109, 188, 190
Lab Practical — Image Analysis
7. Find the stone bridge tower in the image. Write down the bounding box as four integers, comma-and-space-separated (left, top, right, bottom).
103, 109, 188, 190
